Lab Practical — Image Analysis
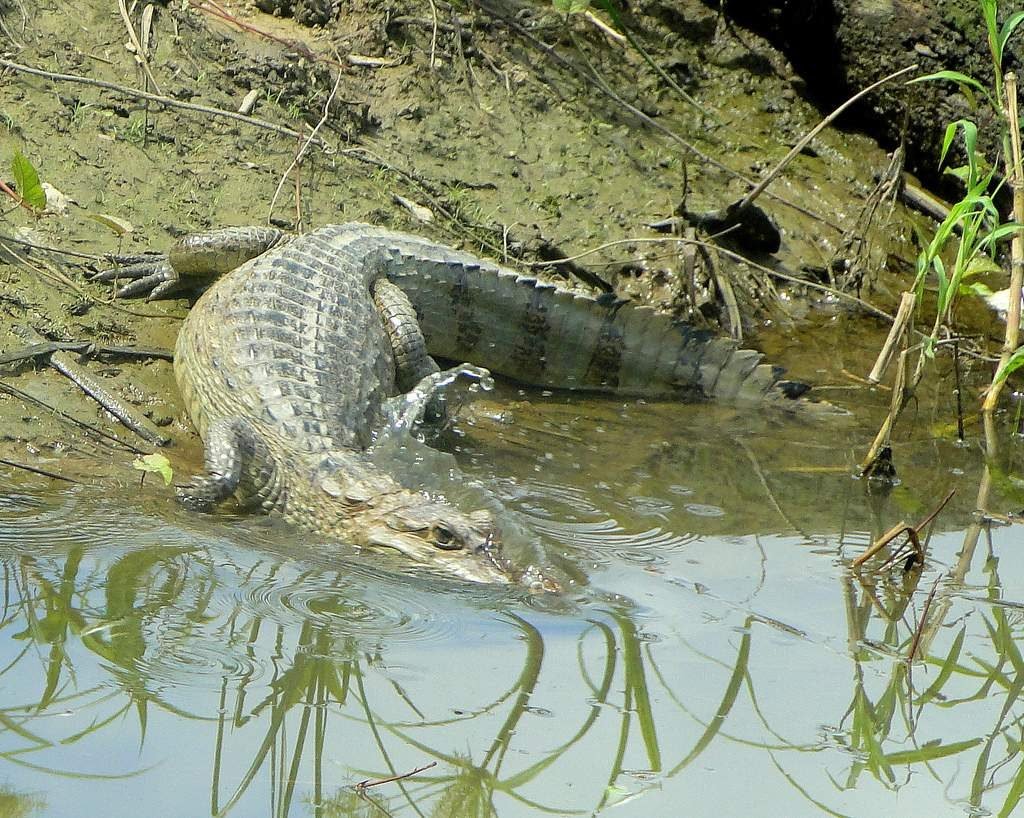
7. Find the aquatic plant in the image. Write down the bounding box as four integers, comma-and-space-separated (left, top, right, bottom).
862, 0, 1024, 471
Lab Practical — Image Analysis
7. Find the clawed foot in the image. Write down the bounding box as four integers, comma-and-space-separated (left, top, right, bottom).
175, 479, 220, 511
89, 254, 185, 299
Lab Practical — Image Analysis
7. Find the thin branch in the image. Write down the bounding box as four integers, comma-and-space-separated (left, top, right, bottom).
737, 64, 919, 212
0, 341, 172, 368
118, 0, 162, 95
0, 457, 80, 484
353, 761, 437, 792
907, 576, 942, 664
0, 58, 332, 149
12, 326, 170, 447
269, 60, 345, 222
0, 381, 145, 454
526, 234, 895, 320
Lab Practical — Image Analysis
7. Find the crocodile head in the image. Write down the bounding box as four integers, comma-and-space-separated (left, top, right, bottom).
314, 464, 517, 585
360, 499, 514, 584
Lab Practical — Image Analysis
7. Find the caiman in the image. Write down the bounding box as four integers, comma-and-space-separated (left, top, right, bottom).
94, 223, 819, 585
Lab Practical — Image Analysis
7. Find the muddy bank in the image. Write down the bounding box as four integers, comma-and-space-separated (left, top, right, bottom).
711, 0, 1020, 188
0, 0, 953, 484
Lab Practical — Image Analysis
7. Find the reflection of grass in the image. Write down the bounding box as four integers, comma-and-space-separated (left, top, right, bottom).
0, 548, 204, 781
837, 563, 1024, 816
0, 784, 46, 818
0, 545, 832, 816
24, 536, 1024, 816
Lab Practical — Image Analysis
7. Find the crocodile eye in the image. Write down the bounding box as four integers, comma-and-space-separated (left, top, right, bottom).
433, 524, 460, 550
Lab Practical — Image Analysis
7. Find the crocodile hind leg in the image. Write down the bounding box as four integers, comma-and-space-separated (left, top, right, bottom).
177, 417, 286, 513
371, 278, 440, 390
371, 278, 451, 424
92, 226, 290, 299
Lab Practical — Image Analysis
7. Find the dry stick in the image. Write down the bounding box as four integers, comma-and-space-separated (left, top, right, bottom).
862, 347, 909, 471
707, 249, 742, 340
584, 10, 626, 45
901, 178, 953, 224
852, 488, 955, 568
426, 0, 440, 70
45, 354, 170, 447
737, 64, 919, 213
0, 456, 80, 484
0, 59, 330, 149
353, 761, 437, 793
0, 235, 173, 322
0, 341, 172, 367
0, 233, 106, 261
527, 235, 896, 321
0, 235, 102, 304
118, 0, 162, 95
907, 575, 942, 663
0, 381, 145, 453
268, 59, 345, 222
12, 326, 170, 447
868, 291, 916, 383
983, 71, 1024, 413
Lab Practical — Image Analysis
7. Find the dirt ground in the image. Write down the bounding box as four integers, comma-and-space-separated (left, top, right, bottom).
0, 0, 930, 484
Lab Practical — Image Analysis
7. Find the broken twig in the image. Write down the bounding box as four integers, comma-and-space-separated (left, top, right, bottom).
353, 761, 437, 793
0, 456, 80, 484
11, 326, 170, 447
853, 488, 956, 569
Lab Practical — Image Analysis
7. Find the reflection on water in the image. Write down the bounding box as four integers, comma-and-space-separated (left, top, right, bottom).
3, 373, 1024, 817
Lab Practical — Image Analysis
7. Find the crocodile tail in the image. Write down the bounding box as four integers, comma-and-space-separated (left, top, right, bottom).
382, 244, 806, 405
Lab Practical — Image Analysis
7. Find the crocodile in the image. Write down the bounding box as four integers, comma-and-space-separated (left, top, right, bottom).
93, 223, 820, 584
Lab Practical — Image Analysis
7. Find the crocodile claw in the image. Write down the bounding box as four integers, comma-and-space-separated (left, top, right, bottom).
90, 255, 183, 299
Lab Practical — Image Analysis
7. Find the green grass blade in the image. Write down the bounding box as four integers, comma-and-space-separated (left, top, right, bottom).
884, 738, 981, 765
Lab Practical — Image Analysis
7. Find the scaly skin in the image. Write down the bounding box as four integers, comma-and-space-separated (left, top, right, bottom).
98, 225, 526, 585
93, 223, 828, 585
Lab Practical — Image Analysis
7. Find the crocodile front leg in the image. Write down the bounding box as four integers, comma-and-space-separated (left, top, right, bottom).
92, 226, 289, 299
177, 417, 286, 513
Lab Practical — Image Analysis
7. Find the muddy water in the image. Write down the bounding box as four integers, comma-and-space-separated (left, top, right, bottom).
2, 321, 1023, 818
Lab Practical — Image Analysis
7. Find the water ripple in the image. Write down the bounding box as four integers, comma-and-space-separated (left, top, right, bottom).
235, 566, 476, 647
131, 627, 262, 692
529, 517, 698, 553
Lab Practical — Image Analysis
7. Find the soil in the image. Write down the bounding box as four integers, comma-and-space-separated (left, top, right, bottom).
0, 0, 934, 484
712, 0, 1021, 191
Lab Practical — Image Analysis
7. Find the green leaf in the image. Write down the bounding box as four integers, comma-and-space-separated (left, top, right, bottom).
963, 281, 995, 298
910, 70, 986, 92
1000, 12, 1024, 60
553, 0, 590, 12
11, 150, 46, 212
911, 71, 986, 109
994, 346, 1024, 386
132, 453, 173, 486
981, 0, 999, 51
884, 737, 982, 765
961, 252, 1002, 278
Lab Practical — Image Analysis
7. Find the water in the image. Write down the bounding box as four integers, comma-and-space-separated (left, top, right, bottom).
2, 353, 1024, 818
